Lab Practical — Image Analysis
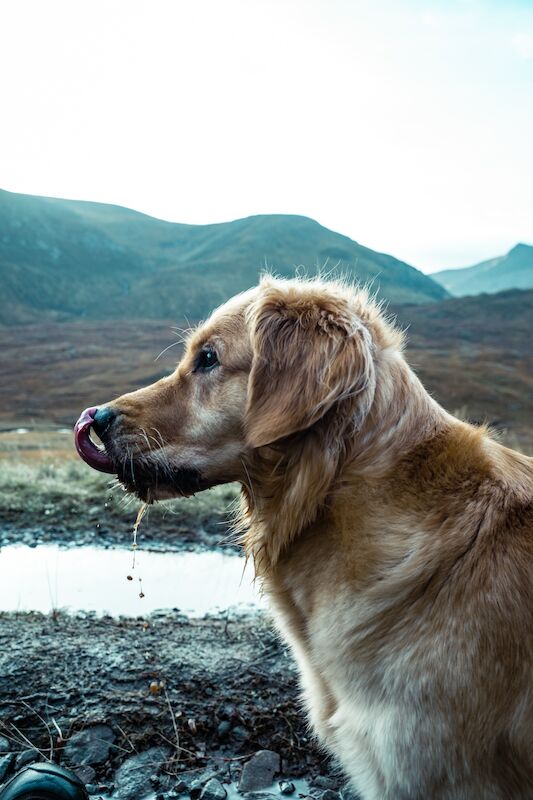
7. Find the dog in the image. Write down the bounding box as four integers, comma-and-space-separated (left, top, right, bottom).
75, 276, 533, 799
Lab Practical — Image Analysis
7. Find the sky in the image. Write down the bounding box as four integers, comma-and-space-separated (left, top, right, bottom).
0, 0, 532, 273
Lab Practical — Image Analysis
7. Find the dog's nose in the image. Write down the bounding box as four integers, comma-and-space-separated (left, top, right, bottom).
92, 406, 117, 438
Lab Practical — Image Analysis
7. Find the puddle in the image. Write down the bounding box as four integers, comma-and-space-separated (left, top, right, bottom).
0, 545, 265, 618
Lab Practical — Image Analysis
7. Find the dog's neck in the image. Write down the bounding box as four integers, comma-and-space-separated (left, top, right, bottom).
240, 352, 450, 575
352, 350, 451, 476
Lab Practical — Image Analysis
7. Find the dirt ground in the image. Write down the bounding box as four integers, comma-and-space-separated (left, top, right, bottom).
0, 606, 339, 796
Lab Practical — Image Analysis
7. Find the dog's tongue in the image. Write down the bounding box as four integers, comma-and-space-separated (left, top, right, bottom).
74, 406, 116, 474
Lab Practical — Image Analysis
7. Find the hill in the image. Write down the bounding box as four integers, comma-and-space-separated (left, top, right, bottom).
433, 243, 533, 296
0, 188, 447, 324
393, 288, 533, 451
1, 288, 531, 453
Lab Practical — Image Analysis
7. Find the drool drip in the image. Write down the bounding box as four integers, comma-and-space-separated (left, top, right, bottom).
126, 502, 148, 598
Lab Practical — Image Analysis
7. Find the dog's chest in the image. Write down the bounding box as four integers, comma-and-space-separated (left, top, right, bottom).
264, 557, 436, 792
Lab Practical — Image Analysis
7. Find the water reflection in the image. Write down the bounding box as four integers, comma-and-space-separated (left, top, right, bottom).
0, 545, 264, 617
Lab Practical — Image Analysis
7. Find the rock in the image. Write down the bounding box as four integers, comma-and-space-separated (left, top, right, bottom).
172, 779, 188, 794
279, 781, 296, 795
241, 794, 278, 800
312, 776, 340, 791
64, 724, 115, 766
0, 753, 15, 783
231, 725, 248, 741
74, 764, 97, 784
188, 769, 220, 798
0, 735, 10, 753
15, 748, 41, 770
113, 747, 168, 800
200, 778, 227, 800
238, 750, 281, 792
217, 720, 231, 740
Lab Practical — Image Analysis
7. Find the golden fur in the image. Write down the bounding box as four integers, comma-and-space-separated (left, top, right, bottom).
102, 277, 533, 799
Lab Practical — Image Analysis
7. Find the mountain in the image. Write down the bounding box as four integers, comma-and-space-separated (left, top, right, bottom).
433, 243, 533, 297
0, 188, 447, 324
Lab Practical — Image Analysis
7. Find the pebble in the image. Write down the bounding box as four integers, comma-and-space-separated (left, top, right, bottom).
113, 746, 169, 800
200, 777, 227, 800
279, 780, 296, 795
189, 769, 220, 798
241, 794, 278, 800
312, 776, 340, 791
74, 764, 96, 784
0, 753, 15, 783
231, 725, 248, 741
15, 748, 41, 770
217, 720, 231, 740
64, 723, 115, 766
238, 750, 281, 792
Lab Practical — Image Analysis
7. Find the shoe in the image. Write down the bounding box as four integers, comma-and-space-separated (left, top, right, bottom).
0, 762, 89, 799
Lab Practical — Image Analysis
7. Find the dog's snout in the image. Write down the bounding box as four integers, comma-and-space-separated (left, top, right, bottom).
92, 406, 117, 437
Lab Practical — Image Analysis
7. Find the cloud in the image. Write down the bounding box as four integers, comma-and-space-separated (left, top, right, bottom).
512, 32, 533, 59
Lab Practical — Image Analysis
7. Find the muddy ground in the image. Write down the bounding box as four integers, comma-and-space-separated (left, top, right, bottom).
0, 607, 341, 798
0, 506, 345, 800
0, 610, 337, 794
0, 447, 341, 798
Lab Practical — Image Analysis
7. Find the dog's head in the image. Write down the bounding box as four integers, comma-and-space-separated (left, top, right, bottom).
75, 277, 388, 503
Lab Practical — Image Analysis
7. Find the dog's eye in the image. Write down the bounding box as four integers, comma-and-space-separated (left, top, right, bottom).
195, 346, 219, 372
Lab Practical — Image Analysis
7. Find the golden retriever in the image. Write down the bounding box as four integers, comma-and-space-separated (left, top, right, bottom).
75, 276, 533, 799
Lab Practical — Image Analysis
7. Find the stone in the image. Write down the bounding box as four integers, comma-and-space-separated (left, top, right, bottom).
279, 781, 296, 795
231, 725, 248, 741
0, 735, 10, 753
74, 764, 97, 784
217, 720, 231, 740
15, 748, 41, 770
312, 776, 340, 791
0, 753, 15, 783
241, 794, 278, 800
189, 770, 220, 798
238, 750, 281, 792
200, 778, 227, 800
113, 746, 168, 800
64, 724, 115, 766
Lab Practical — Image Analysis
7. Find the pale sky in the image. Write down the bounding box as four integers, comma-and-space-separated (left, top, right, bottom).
0, 0, 532, 272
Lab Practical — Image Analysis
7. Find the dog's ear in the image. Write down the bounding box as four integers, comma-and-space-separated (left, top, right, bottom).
245, 283, 375, 448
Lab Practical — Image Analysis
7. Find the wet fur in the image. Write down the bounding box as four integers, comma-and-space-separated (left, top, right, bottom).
102, 276, 533, 799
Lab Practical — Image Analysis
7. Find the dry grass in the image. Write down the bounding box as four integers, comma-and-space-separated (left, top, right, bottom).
0, 431, 239, 540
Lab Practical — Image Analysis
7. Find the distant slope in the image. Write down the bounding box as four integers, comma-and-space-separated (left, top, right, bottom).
433, 243, 533, 297
2, 288, 531, 452
393, 288, 533, 450
0, 188, 447, 324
